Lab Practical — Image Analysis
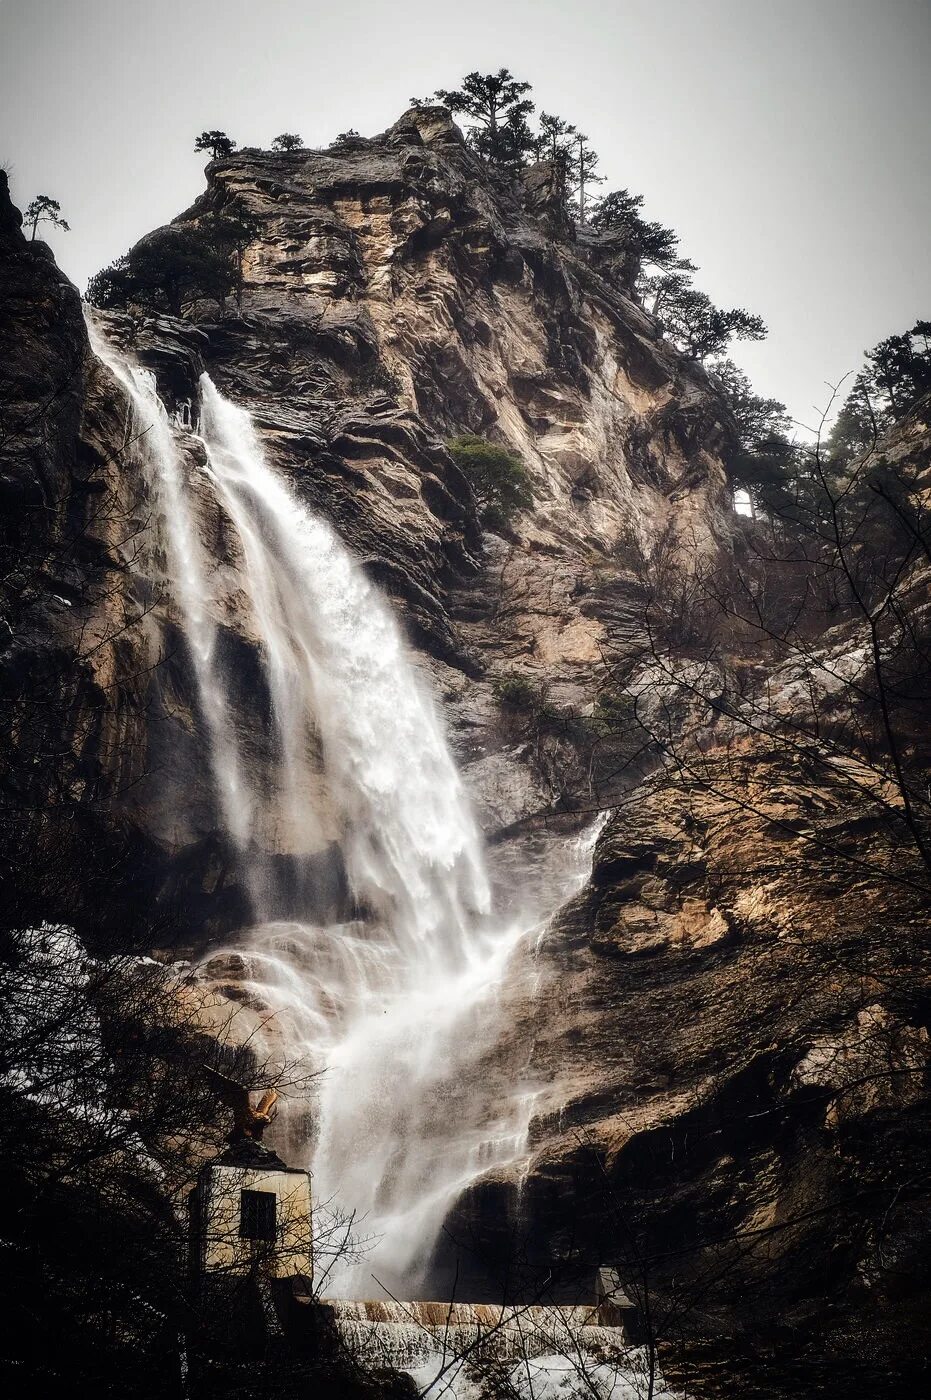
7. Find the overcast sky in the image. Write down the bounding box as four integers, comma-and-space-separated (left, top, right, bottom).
2, 0, 929, 429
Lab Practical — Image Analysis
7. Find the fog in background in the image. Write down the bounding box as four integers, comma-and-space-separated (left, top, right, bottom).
2, 0, 929, 429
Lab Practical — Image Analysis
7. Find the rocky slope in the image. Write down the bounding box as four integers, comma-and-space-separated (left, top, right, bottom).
177, 106, 734, 836
436, 399, 931, 1394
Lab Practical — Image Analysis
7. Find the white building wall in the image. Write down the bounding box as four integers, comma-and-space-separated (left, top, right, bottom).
196, 1162, 312, 1280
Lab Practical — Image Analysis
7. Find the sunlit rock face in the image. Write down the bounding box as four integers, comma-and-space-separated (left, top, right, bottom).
187, 106, 731, 697
437, 401, 931, 1390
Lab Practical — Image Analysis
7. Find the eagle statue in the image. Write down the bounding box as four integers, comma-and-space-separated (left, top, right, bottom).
204, 1065, 279, 1143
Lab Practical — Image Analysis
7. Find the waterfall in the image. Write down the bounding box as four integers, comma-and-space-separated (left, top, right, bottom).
196, 377, 491, 952
86, 317, 600, 1299
85, 318, 253, 850
196, 375, 530, 1294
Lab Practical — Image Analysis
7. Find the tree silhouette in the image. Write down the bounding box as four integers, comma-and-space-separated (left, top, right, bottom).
435, 68, 535, 167
86, 224, 235, 316
534, 111, 576, 170
591, 189, 691, 276
271, 133, 303, 152
709, 357, 795, 513
202, 205, 260, 310
194, 130, 236, 159
446, 434, 535, 531
23, 194, 70, 241
568, 131, 604, 222
643, 275, 766, 360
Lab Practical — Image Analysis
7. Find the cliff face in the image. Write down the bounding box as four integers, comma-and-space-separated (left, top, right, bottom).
3, 111, 928, 1397
182, 106, 732, 831
2, 109, 734, 934
436, 401, 931, 1391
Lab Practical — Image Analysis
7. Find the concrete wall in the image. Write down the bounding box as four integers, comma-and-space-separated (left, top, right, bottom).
194, 1162, 312, 1280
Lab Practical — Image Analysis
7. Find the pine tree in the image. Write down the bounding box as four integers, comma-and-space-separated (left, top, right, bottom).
194, 130, 236, 160
534, 112, 576, 170
23, 195, 70, 241
568, 131, 604, 222
828, 320, 931, 461
591, 189, 689, 272
434, 69, 535, 168
271, 133, 303, 152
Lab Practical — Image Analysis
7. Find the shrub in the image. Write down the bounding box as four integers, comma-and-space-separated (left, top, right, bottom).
194, 130, 236, 159
446, 434, 534, 530
354, 357, 404, 400
271, 133, 303, 152
493, 673, 540, 710
590, 689, 638, 736
86, 220, 240, 316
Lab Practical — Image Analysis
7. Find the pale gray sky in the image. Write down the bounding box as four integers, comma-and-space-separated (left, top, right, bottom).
2, 0, 929, 429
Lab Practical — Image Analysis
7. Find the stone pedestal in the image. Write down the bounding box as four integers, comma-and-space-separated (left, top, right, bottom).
189, 1139, 312, 1285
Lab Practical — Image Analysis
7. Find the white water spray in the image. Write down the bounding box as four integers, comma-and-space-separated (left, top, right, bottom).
197, 378, 491, 953
87, 317, 602, 1298
196, 376, 530, 1292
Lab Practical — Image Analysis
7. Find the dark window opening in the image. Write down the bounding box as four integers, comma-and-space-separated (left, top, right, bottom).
240, 1188, 277, 1241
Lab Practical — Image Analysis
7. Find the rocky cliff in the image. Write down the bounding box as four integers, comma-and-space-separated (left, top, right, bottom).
437, 397, 931, 1394
2, 108, 734, 935
2, 108, 928, 1399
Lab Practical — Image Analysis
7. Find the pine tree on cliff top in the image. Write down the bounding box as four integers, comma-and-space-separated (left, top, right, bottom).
534, 112, 577, 169
435, 68, 536, 168
23, 194, 69, 241
271, 132, 303, 152
568, 130, 604, 223
194, 130, 236, 159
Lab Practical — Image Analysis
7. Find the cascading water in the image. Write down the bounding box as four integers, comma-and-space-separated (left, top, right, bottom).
85, 318, 252, 851
86, 316, 602, 1299
196, 377, 534, 1293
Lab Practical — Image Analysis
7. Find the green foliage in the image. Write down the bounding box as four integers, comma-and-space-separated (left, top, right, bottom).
202, 202, 260, 308
534, 111, 576, 169
446, 434, 534, 530
642, 275, 766, 360
24, 194, 69, 241
432, 71, 600, 217
86, 217, 246, 316
827, 377, 878, 464
590, 189, 692, 286
567, 130, 604, 222
866, 321, 931, 415
492, 673, 584, 739
590, 689, 638, 736
709, 359, 797, 513
194, 129, 236, 159
271, 132, 303, 152
85, 256, 132, 309
530, 113, 605, 222
711, 359, 791, 447
435, 69, 536, 168
828, 321, 931, 463
493, 673, 539, 709
589, 187, 770, 364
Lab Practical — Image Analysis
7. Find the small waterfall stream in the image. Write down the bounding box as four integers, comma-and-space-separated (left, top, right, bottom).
86, 320, 252, 849
86, 317, 601, 1300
